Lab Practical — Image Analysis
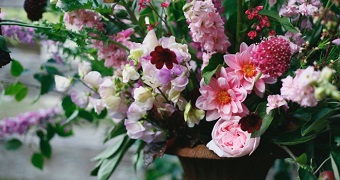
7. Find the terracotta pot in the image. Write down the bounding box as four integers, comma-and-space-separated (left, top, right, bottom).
166, 144, 282, 180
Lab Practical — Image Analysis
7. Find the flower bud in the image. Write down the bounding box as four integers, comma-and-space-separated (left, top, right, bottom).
320, 66, 333, 82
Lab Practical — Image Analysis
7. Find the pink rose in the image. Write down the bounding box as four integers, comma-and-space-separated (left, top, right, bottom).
206, 118, 260, 157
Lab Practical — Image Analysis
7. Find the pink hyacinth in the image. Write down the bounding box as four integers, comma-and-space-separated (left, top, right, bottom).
196, 69, 248, 121
64, 9, 104, 31
251, 36, 292, 78
184, 0, 230, 53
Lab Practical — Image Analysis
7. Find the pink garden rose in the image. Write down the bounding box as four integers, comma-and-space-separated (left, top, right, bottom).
206, 118, 260, 157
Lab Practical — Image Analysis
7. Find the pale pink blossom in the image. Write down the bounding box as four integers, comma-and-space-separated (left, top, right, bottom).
266, 95, 289, 114
281, 67, 320, 107
224, 43, 276, 97
70, 90, 89, 108
64, 9, 104, 31
206, 118, 260, 157
54, 75, 72, 92
83, 71, 103, 89
196, 69, 248, 121
89, 97, 105, 114
125, 119, 165, 143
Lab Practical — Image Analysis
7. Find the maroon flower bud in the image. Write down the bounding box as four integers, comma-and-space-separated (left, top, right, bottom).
238, 113, 262, 133
150, 46, 177, 69
23, 0, 47, 21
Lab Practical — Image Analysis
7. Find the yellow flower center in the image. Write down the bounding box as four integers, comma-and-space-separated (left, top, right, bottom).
216, 91, 231, 105
242, 64, 257, 77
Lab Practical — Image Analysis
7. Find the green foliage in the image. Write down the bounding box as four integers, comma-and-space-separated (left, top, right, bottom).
31, 153, 44, 170
331, 150, 340, 180
40, 140, 52, 159
301, 108, 334, 136
146, 155, 182, 180
5, 82, 28, 101
91, 136, 136, 180
202, 53, 224, 85
62, 95, 77, 118
10, 60, 24, 77
5, 138, 23, 151
252, 106, 274, 138
273, 128, 317, 145
259, 10, 298, 33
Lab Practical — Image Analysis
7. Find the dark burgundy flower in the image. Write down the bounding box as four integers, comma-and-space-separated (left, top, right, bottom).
24, 0, 47, 21
0, 49, 12, 68
150, 46, 177, 69
238, 113, 262, 133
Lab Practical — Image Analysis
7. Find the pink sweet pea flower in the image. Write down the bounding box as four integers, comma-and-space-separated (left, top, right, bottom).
206, 118, 260, 157
196, 69, 248, 121
224, 43, 276, 97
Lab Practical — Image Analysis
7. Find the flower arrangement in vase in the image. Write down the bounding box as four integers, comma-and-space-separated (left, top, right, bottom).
0, 0, 339, 179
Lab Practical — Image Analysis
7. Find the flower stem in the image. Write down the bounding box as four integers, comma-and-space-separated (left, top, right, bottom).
120, 0, 145, 37
313, 157, 331, 175
236, 0, 244, 52
277, 144, 297, 161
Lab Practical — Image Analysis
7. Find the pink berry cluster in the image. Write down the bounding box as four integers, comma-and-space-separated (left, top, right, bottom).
245, 6, 273, 39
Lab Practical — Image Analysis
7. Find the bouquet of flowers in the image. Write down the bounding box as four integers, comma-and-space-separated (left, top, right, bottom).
0, 0, 339, 179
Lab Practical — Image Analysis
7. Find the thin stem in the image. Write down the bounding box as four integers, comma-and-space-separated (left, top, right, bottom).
236, 0, 244, 52
148, 3, 172, 36
157, 87, 171, 103
321, 17, 340, 67
120, 0, 145, 37
313, 157, 331, 175
0, 22, 51, 29
277, 144, 297, 161
254, 72, 262, 84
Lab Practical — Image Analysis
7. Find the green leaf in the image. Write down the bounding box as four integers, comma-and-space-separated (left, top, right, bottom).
104, 121, 127, 142
46, 124, 55, 141
55, 123, 73, 137
65, 110, 79, 123
97, 136, 135, 180
301, 108, 334, 136
34, 73, 55, 95
40, 140, 52, 159
93, 108, 108, 119
31, 153, 44, 170
5, 138, 22, 151
274, 128, 317, 145
10, 60, 24, 77
4, 83, 28, 101
295, 153, 308, 165
78, 109, 94, 122
298, 166, 316, 180
92, 136, 126, 161
251, 110, 274, 137
259, 10, 299, 33
202, 53, 224, 85
62, 96, 77, 117
60, 0, 93, 12
15, 86, 28, 101
331, 150, 340, 180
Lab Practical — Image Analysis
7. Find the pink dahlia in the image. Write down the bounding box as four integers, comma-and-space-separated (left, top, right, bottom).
224, 43, 276, 97
196, 70, 248, 121
251, 36, 292, 78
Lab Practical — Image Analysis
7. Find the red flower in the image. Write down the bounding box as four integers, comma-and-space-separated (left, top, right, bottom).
150, 46, 177, 69
238, 113, 262, 133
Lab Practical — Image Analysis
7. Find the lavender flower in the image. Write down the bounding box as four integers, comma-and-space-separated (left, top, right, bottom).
0, 107, 62, 137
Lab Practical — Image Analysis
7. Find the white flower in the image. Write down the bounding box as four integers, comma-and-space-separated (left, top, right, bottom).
89, 97, 105, 114
122, 65, 140, 83
83, 71, 103, 89
142, 30, 159, 52
99, 78, 121, 111
133, 87, 154, 110
54, 75, 72, 92
184, 101, 205, 128
78, 61, 92, 78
